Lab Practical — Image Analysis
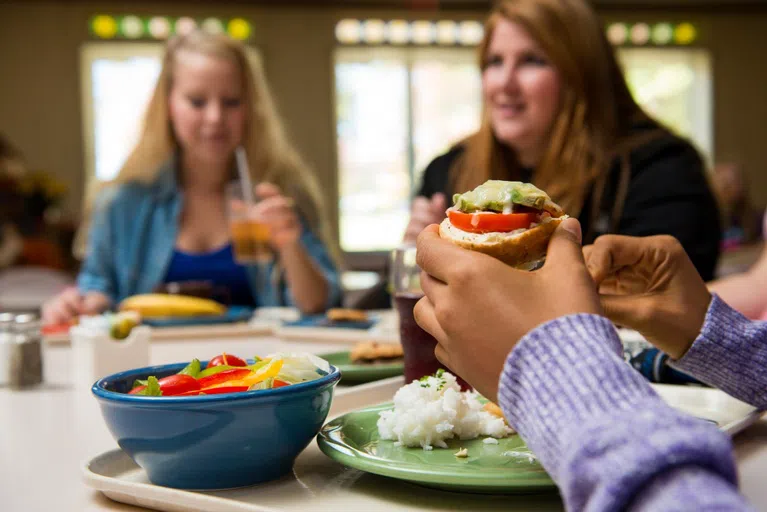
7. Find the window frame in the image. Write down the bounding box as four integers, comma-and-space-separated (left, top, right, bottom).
79, 42, 166, 189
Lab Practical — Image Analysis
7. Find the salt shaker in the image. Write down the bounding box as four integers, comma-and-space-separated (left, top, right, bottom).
9, 313, 44, 389
0, 312, 15, 386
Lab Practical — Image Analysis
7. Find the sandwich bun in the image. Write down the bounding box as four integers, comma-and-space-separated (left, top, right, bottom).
439, 215, 567, 269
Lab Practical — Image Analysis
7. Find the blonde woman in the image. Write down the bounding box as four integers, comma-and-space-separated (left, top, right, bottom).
43, 31, 340, 324
404, 0, 720, 280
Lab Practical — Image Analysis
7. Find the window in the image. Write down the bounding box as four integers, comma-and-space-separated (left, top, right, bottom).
335, 45, 713, 253
335, 47, 481, 252
618, 47, 713, 164
80, 43, 165, 183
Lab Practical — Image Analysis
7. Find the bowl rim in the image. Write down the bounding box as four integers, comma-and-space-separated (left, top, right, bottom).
92, 359, 340, 404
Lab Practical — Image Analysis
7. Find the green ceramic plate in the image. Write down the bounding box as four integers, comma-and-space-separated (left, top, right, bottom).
318, 403, 556, 494
320, 351, 404, 384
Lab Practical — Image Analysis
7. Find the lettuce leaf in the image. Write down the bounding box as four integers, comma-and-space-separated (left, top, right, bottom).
177, 359, 201, 378
133, 376, 162, 396
267, 352, 330, 384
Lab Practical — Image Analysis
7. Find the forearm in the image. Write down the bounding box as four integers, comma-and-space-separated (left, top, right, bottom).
0, 224, 22, 267
77, 198, 117, 304
709, 246, 767, 319
278, 240, 330, 314
631, 467, 752, 511
708, 272, 767, 320
672, 294, 767, 408
498, 314, 746, 511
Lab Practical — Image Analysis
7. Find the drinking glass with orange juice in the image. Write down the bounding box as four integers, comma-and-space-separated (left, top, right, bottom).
227, 182, 273, 264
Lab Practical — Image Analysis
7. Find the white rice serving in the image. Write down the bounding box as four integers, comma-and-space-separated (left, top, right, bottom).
377, 371, 513, 450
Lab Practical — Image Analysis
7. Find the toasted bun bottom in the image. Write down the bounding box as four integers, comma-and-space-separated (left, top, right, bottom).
439, 216, 566, 269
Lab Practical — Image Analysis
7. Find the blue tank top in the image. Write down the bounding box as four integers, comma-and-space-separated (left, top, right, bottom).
163, 244, 255, 307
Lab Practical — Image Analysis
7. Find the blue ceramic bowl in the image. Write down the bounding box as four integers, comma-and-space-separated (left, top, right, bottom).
92, 360, 341, 490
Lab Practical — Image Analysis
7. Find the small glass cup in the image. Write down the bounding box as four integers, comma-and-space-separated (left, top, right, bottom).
226, 182, 273, 264
390, 245, 470, 389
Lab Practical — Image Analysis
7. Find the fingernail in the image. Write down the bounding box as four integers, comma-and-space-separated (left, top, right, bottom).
561, 219, 582, 244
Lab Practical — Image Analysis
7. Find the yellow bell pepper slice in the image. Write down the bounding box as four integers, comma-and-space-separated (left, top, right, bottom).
204, 358, 284, 389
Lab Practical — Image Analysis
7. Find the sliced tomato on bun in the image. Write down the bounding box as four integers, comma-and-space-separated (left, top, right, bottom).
440, 180, 567, 269
446, 210, 538, 234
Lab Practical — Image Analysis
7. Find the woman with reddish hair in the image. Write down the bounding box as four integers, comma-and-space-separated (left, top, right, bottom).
404, 0, 720, 281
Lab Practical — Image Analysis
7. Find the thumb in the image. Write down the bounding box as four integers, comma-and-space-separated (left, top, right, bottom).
543, 218, 585, 268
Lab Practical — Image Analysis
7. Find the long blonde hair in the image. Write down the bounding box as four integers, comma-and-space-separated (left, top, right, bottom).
453, 0, 662, 217
79, 31, 334, 258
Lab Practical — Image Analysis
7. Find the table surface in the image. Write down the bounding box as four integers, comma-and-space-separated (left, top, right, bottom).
1, 334, 766, 511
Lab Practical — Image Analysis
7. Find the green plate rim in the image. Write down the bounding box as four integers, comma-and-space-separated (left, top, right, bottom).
317, 402, 556, 492
319, 351, 404, 383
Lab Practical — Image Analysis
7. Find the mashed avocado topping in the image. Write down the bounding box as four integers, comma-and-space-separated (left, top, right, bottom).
452, 180, 551, 213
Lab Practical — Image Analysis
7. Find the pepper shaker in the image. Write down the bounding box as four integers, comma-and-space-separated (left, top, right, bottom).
9, 313, 44, 389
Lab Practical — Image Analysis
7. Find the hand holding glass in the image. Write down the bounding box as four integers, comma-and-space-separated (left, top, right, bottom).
391, 245, 470, 389
227, 182, 273, 264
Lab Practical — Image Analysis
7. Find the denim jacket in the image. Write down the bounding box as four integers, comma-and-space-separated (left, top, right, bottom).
77, 163, 342, 310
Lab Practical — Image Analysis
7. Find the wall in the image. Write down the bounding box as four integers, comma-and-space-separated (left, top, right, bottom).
600, 7, 767, 206
709, 13, 767, 201
1, 1, 766, 251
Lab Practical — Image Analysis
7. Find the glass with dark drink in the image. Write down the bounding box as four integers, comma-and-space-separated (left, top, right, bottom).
390, 245, 470, 390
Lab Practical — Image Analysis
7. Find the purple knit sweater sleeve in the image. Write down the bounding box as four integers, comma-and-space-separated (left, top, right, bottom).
498, 314, 751, 511
672, 294, 767, 408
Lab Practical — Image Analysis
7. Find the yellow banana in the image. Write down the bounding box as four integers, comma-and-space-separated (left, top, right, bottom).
118, 294, 226, 318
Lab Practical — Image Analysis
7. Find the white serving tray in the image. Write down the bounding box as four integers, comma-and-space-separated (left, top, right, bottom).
45, 307, 303, 345
83, 380, 763, 512
45, 321, 274, 346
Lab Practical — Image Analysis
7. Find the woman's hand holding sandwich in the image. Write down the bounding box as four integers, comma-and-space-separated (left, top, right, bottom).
414, 218, 601, 402
403, 193, 448, 243
583, 234, 712, 360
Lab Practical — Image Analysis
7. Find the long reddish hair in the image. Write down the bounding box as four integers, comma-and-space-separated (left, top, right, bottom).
452, 0, 662, 216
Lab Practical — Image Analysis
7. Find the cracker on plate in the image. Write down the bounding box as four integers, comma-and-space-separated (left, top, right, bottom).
327, 308, 369, 323
350, 341, 403, 363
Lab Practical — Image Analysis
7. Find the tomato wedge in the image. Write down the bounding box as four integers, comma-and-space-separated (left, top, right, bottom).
447, 209, 538, 234
208, 353, 248, 368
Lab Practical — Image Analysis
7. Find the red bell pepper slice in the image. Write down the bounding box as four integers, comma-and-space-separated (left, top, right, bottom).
179, 386, 250, 396
196, 368, 252, 388
129, 374, 200, 396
